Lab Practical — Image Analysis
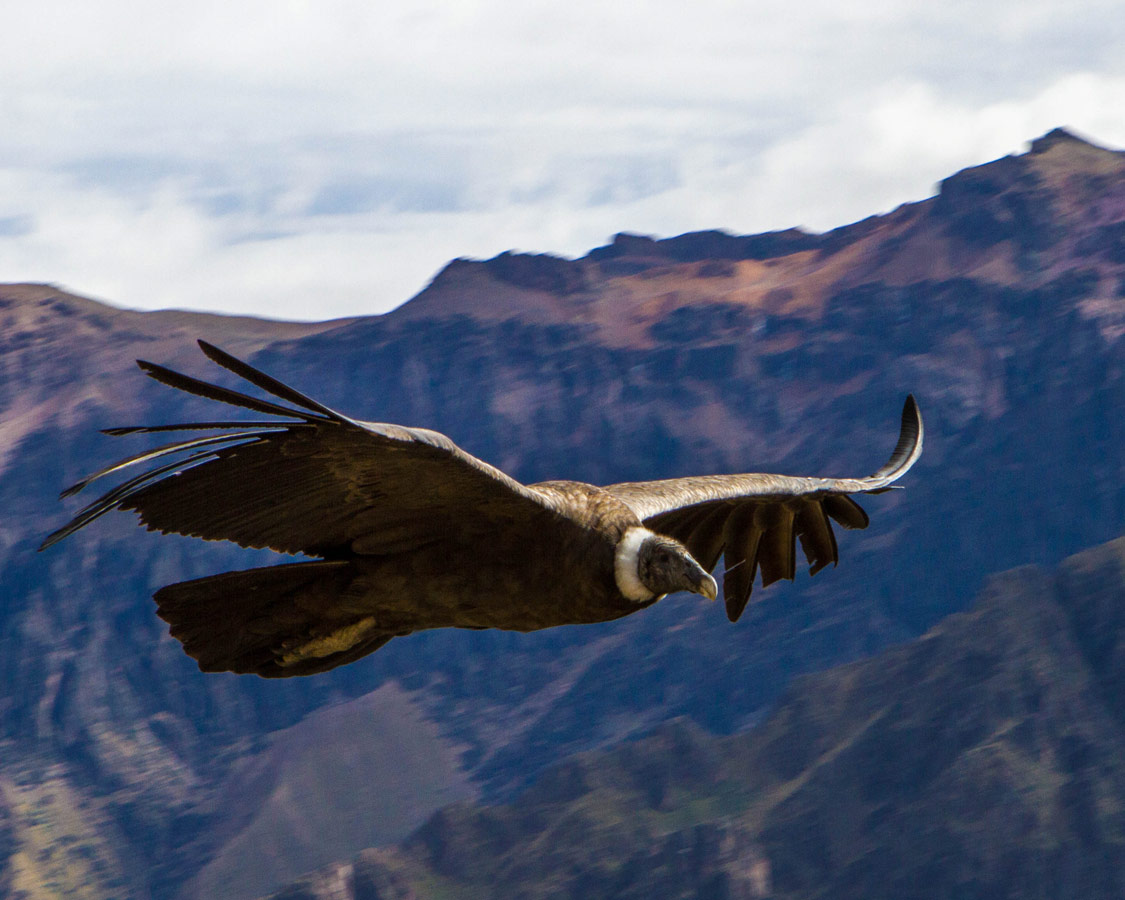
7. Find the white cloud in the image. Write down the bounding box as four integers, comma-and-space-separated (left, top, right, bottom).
0, 1, 1123, 319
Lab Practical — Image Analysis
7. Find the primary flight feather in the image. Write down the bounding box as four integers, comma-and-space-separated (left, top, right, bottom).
42, 340, 923, 678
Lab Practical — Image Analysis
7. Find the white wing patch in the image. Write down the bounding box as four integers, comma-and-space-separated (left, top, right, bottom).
279, 616, 378, 667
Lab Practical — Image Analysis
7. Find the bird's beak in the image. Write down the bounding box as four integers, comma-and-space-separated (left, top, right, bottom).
693, 571, 718, 601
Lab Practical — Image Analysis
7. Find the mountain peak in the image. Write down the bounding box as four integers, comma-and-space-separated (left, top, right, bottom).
1028, 126, 1105, 155
1023, 127, 1125, 179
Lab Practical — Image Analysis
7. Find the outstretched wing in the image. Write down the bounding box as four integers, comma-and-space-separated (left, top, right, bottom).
602, 396, 922, 622
41, 340, 567, 556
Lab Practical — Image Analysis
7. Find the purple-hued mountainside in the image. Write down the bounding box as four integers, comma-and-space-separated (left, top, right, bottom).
268, 536, 1125, 900
0, 127, 1123, 899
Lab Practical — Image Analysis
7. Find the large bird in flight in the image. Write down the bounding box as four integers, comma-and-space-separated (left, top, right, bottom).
42, 341, 922, 678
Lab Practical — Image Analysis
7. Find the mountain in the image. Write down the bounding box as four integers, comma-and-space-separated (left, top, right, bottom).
0, 127, 1123, 898
267, 534, 1125, 900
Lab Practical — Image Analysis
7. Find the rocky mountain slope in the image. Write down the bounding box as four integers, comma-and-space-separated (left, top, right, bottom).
0, 127, 1123, 898
268, 535, 1125, 900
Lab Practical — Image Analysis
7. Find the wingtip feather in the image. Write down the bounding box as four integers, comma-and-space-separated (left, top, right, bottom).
865, 394, 923, 486
195, 340, 345, 422
59, 481, 87, 499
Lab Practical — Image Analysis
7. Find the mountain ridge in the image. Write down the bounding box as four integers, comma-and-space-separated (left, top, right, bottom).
392, 127, 1125, 345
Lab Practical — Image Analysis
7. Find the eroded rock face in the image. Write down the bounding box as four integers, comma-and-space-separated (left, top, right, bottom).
2, 129, 1125, 898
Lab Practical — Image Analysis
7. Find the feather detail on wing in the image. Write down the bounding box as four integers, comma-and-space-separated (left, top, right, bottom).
603, 396, 922, 621
41, 340, 566, 555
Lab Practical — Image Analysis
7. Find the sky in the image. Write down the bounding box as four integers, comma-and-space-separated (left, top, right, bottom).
1, 1, 1123, 321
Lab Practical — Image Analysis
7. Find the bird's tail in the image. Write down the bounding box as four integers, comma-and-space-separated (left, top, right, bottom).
154, 560, 397, 678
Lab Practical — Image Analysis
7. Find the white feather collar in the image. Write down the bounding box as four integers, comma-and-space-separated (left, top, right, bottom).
615, 526, 656, 602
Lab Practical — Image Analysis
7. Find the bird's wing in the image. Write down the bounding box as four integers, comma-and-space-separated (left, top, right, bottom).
41, 340, 569, 555
602, 396, 922, 622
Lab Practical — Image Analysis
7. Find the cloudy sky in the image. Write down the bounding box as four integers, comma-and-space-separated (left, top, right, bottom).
1, 1, 1123, 320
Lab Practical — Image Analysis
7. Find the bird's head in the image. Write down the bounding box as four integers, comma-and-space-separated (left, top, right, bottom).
614, 527, 718, 603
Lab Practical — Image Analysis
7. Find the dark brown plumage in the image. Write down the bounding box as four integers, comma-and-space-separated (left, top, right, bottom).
41, 341, 923, 677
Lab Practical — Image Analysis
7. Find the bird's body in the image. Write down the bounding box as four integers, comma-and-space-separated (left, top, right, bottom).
42, 341, 922, 678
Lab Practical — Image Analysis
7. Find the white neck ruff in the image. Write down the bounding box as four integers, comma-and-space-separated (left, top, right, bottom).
615, 526, 656, 602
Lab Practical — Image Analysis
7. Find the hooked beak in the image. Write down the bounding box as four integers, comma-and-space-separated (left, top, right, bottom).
692, 570, 718, 601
